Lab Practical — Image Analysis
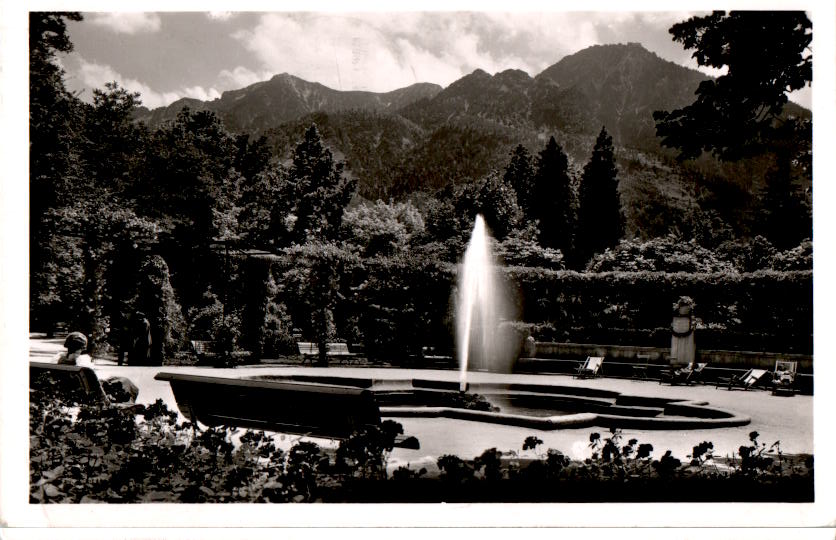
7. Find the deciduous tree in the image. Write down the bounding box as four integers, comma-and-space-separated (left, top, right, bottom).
653, 11, 812, 161
653, 11, 812, 249
454, 171, 523, 241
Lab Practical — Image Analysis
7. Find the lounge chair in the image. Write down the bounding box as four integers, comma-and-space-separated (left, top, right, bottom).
771, 360, 798, 396
716, 368, 768, 390
660, 362, 707, 385
574, 356, 604, 379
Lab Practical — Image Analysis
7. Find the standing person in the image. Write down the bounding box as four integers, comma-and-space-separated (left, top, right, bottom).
131, 312, 152, 366
54, 331, 93, 367
118, 312, 152, 366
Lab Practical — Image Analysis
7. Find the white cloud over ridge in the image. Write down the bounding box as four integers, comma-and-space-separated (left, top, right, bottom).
87, 13, 162, 34
230, 12, 686, 93
218, 66, 275, 89
63, 54, 221, 108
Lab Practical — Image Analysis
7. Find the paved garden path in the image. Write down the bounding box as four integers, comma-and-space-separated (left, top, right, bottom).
29, 335, 814, 468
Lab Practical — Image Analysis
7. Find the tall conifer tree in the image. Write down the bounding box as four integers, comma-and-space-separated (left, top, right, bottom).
532, 136, 573, 255
289, 124, 357, 243
503, 144, 536, 221
577, 127, 624, 263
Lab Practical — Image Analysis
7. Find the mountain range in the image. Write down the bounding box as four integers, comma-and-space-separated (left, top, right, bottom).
133, 42, 809, 237
135, 42, 710, 150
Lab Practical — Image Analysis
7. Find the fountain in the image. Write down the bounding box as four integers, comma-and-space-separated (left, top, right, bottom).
456, 215, 513, 392
154, 216, 751, 441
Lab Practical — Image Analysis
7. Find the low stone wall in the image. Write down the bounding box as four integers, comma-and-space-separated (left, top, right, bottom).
697, 349, 812, 372
534, 342, 813, 372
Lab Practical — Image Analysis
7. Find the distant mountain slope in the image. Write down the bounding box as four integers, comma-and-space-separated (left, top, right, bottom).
134, 74, 442, 135
399, 68, 535, 129
532, 43, 709, 149
263, 109, 427, 199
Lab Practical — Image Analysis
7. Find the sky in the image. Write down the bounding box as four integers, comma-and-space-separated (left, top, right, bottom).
58, 11, 813, 111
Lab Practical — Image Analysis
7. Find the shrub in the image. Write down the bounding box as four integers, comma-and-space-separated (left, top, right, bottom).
255, 271, 296, 357
586, 235, 735, 273
340, 200, 425, 257
137, 255, 187, 363
771, 239, 812, 271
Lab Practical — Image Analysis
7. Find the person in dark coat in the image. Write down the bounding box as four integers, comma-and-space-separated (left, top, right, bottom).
118, 312, 152, 366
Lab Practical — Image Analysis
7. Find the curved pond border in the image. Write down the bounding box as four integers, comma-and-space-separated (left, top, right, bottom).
248, 374, 751, 430
380, 402, 751, 430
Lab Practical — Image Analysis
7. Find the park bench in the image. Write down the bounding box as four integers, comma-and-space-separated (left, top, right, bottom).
297, 341, 319, 364
326, 342, 360, 364
191, 339, 220, 365
191, 340, 251, 368
154, 371, 418, 448
29, 361, 139, 405
297, 341, 359, 365
30, 361, 108, 402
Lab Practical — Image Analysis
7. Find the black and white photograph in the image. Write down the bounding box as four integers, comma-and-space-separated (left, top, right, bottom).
2, 0, 835, 533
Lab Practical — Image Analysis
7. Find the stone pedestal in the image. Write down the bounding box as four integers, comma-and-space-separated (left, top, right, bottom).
670, 303, 695, 367
524, 336, 537, 358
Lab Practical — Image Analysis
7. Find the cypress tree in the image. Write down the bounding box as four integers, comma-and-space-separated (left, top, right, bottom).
532, 136, 574, 255
577, 127, 624, 263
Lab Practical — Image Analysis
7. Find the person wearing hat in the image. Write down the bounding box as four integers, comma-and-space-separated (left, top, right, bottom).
54, 331, 140, 404
54, 331, 93, 367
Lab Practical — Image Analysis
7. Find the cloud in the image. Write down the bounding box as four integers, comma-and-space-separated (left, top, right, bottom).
218, 66, 274, 89
231, 12, 552, 92
87, 12, 162, 34
63, 54, 221, 108
789, 85, 811, 109
207, 12, 238, 21
230, 12, 702, 93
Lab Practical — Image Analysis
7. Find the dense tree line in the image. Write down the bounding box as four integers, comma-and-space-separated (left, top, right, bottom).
29, 12, 812, 361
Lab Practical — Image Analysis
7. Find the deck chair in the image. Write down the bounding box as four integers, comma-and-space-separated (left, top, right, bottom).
574, 356, 604, 379
772, 360, 798, 396
688, 362, 708, 384
660, 362, 707, 385
716, 368, 768, 390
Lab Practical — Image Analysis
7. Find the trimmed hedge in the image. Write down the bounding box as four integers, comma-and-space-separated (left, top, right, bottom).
506, 268, 812, 354
226, 250, 812, 356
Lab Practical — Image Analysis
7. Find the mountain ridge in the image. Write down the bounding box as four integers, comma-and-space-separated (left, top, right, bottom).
130, 41, 810, 240
134, 74, 444, 134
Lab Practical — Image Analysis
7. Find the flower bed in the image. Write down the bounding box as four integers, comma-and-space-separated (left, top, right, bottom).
30, 380, 813, 503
